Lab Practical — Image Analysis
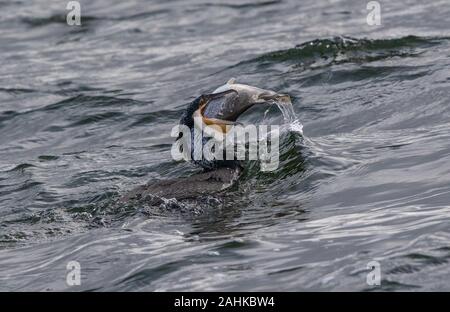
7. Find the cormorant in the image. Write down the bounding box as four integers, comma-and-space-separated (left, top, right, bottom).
122, 79, 288, 202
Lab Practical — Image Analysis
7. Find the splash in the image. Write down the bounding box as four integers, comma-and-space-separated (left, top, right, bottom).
271, 95, 303, 134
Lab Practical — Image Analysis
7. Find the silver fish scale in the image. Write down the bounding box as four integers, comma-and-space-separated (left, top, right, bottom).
203, 92, 239, 119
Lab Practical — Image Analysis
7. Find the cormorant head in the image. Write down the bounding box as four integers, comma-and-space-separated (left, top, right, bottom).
177, 79, 289, 170
178, 89, 238, 132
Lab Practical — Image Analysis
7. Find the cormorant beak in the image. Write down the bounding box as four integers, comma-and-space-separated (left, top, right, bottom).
256, 92, 291, 104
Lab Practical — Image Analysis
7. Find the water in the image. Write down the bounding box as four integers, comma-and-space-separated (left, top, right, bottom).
272, 96, 304, 134
1, 0, 450, 291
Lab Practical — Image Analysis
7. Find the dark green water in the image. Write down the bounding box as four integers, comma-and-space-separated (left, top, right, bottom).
1, 0, 450, 291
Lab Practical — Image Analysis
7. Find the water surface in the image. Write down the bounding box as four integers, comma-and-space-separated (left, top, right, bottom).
1, 0, 450, 291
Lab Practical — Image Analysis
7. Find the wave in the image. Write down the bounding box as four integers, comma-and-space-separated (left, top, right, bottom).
231, 36, 448, 71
